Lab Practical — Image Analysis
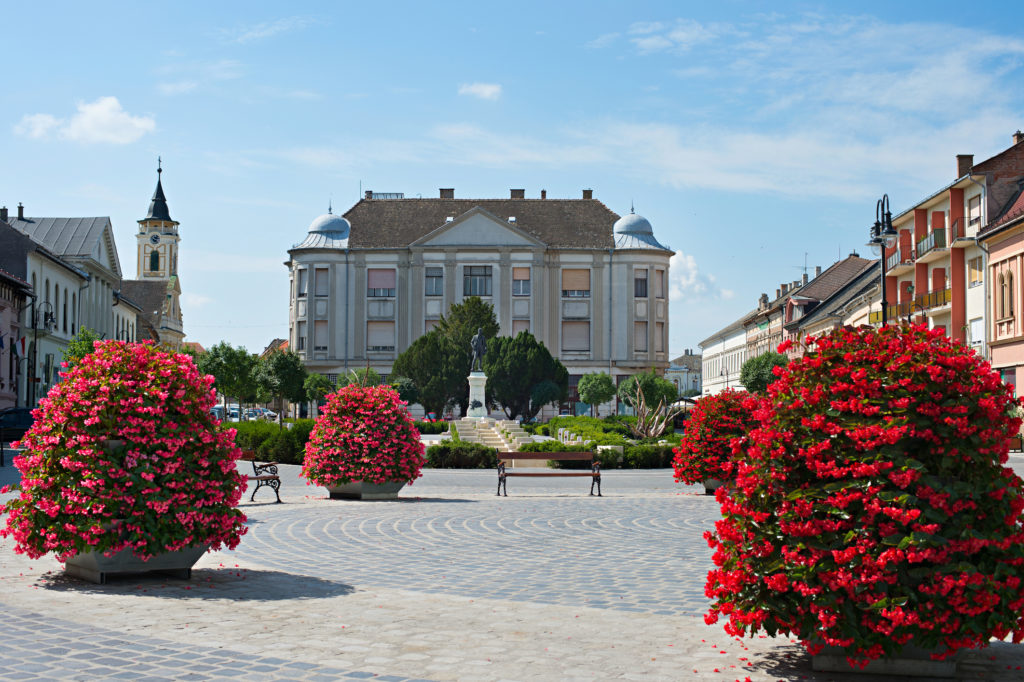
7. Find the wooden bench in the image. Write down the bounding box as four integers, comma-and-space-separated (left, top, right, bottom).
496, 451, 601, 497
1010, 435, 1024, 453
240, 451, 282, 503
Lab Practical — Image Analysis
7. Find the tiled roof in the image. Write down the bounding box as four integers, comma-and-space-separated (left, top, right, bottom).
699, 309, 758, 348
983, 184, 1024, 234
341, 198, 622, 249
7, 216, 111, 258
119, 280, 168, 322
791, 264, 878, 330
794, 256, 875, 302
669, 353, 701, 370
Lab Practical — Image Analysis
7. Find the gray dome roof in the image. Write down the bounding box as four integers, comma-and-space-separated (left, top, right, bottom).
292, 212, 351, 250
613, 212, 653, 235
309, 213, 351, 236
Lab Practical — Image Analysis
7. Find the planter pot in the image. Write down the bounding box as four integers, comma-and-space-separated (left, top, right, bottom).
326, 480, 407, 500
812, 644, 957, 677
703, 478, 724, 495
64, 545, 208, 585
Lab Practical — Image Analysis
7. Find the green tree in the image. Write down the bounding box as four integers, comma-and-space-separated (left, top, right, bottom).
390, 376, 419, 406
577, 372, 616, 417
739, 351, 789, 393
341, 367, 382, 387
436, 297, 499, 413
617, 371, 677, 409
304, 373, 334, 404
196, 342, 260, 414
61, 327, 103, 370
256, 349, 308, 428
391, 331, 463, 417
483, 331, 568, 421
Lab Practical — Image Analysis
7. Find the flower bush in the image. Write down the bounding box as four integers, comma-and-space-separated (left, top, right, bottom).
672, 389, 757, 485
301, 384, 426, 487
0, 341, 247, 562
704, 325, 1024, 666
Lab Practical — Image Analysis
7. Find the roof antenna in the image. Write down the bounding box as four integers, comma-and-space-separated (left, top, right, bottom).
328, 195, 333, 214
630, 199, 635, 214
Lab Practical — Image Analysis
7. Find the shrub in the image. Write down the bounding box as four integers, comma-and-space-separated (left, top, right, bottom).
672, 390, 757, 485
232, 420, 279, 452
414, 420, 448, 435
257, 429, 301, 464
425, 442, 497, 468
544, 416, 629, 447
519, 440, 593, 469
704, 325, 1024, 666
623, 444, 676, 468
0, 341, 247, 561
302, 384, 426, 487
289, 418, 316, 448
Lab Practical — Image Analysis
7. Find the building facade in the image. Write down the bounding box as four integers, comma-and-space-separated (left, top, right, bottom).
285, 188, 673, 416
0, 266, 31, 410
665, 349, 702, 396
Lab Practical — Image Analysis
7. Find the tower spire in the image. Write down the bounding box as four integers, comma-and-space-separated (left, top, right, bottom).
143, 158, 172, 222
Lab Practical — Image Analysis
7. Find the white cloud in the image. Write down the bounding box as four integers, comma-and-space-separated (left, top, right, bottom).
458, 83, 502, 100
225, 16, 316, 44
14, 97, 155, 145
158, 80, 198, 96
670, 250, 733, 302
586, 32, 620, 49
13, 113, 61, 139
182, 293, 213, 308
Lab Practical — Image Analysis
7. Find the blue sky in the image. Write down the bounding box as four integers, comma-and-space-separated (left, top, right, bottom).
4, 1, 1024, 357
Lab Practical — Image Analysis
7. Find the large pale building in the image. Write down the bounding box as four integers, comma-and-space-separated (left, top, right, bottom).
286, 188, 673, 414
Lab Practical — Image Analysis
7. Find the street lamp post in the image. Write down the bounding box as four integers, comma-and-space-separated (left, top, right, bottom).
868, 194, 899, 326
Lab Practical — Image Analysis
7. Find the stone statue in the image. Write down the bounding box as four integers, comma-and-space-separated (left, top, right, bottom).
470, 327, 486, 372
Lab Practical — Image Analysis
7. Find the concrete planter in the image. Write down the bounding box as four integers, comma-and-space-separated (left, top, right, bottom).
703, 478, 724, 495
326, 481, 407, 500
64, 545, 207, 585
812, 644, 956, 677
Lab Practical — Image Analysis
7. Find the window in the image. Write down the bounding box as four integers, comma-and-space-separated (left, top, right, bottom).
71, 293, 76, 334
315, 267, 329, 297
296, 321, 307, 351
512, 267, 531, 296
367, 321, 395, 351
969, 256, 983, 287
655, 269, 665, 299
150, 249, 160, 272
367, 268, 396, 297
561, 321, 590, 351
634, 269, 648, 298
62, 289, 68, 333
425, 319, 439, 332
655, 322, 664, 352
634, 321, 648, 352
314, 320, 328, 351
512, 319, 530, 335
425, 267, 444, 296
969, 317, 983, 346
1010, 272, 1015, 317
1001, 367, 1017, 393
561, 269, 590, 298
464, 266, 492, 297
968, 195, 982, 227
297, 269, 308, 298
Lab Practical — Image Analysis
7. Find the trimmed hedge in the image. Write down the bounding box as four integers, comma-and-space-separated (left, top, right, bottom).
414, 420, 449, 435
543, 416, 629, 446
425, 442, 497, 469
232, 419, 316, 465
622, 444, 675, 468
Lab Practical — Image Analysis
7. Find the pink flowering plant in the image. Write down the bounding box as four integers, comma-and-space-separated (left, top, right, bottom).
302, 384, 426, 487
704, 325, 1024, 666
0, 341, 248, 562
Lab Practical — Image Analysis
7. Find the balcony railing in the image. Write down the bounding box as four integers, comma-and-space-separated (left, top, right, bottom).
916, 228, 948, 258
868, 288, 952, 324
886, 245, 915, 271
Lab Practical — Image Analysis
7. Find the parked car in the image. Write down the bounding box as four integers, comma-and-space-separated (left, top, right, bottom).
0, 407, 35, 445
209, 406, 226, 421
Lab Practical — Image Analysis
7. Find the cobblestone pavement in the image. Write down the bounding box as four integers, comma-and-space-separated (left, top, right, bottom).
2, 461, 1024, 680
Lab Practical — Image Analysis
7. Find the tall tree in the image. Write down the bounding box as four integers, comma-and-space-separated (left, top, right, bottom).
341, 367, 382, 387
389, 376, 419, 407
391, 331, 463, 417
483, 331, 568, 421
304, 373, 334, 404
577, 372, 616, 417
61, 327, 103, 371
196, 342, 259, 414
739, 351, 789, 393
256, 349, 308, 427
436, 297, 499, 414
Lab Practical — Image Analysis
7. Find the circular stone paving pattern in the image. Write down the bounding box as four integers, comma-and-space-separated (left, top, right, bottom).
233, 494, 720, 617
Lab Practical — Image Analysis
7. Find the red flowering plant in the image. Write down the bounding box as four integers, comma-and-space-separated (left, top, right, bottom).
672, 389, 758, 485
301, 384, 426, 487
704, 324, 1024, 667
0, 341, 248, 562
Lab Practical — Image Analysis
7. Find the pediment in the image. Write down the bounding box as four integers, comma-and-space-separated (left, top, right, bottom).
412, 207, 546, 248
93, 222, 122, 277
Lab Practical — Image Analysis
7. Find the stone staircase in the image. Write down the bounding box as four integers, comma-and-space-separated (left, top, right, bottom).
456, 417, 533, 451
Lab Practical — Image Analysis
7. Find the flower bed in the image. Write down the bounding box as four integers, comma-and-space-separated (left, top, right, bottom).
0, 341, 247, 562
302, 384, 426, 487
704, 325, 1024, 667
672, 389, 757, 485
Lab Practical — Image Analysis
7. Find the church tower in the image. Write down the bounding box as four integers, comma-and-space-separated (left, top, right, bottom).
136, 158, 180, 279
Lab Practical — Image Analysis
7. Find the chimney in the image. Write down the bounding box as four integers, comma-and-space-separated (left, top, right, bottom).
510, 189, 525, 199
792, 280, 799, 289
780, 283, 789, 295
957, 154, 974, 178
17, 203, 24, 220
1014, 130, 1024, 145
760, 293, 770, 309
776, 288, 781, 299
815, 265, 822, 277
582, 189, 593, 200
541, 189, 547, 200
440, 188, 454, 199
802, 273, 809, 285
364, 190, 372, 200
0, 206, 7, 222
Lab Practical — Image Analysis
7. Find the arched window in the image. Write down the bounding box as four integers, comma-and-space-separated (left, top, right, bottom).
150, 249, 160, 272
44, 278, 50, 305
1009, 272, 1015, 317
999, 274, 1007, 318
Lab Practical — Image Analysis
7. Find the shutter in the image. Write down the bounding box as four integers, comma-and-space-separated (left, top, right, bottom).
367, 321, 395, 349
297, 269, 308, 295
561, 269, 590, 291
368, 269, 396, 288
562, 321, 589, 351
512, 267, 530, 281
655, 322, 664, 352
512, 319, 530, 335
655, 270, 665, 298
634, 322, 648, 352
314, 320, 328, 350
315, 268, 329, 296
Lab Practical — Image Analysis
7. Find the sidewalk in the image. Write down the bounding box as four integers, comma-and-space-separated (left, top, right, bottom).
2, 463, 1024, 680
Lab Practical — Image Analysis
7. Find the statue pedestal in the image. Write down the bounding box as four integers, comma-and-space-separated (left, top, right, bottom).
467, 372, 488, 418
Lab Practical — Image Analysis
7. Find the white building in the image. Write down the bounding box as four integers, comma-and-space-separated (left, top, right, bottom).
285, 188, 673, 415
699, 313, 750, 395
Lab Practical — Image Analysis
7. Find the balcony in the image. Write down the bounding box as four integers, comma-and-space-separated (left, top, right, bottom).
868, 288, 952, 324
916, 229, 948, 263
886, 246, 915, 276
